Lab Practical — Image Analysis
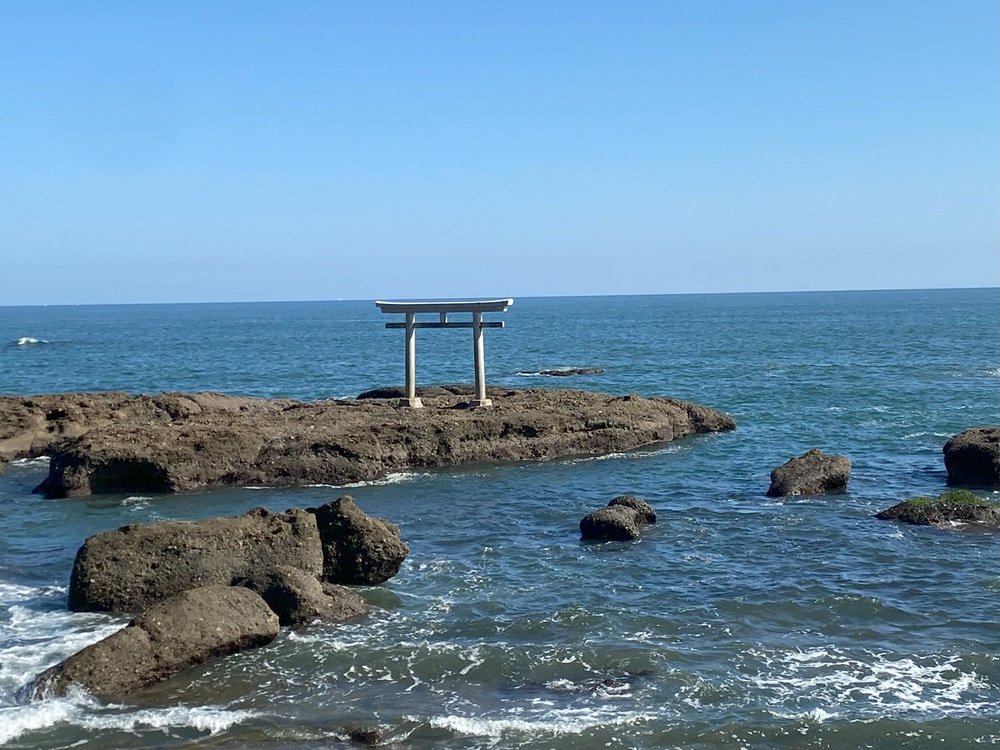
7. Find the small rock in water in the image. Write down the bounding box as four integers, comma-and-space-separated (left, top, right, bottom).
580, 505, 642, 541
766, 448, 851, 497
943, 426, 1000, 488
608, 495, 656, 524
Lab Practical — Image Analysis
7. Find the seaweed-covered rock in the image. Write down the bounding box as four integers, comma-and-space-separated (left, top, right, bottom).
608, 495, 656, 524
766, 448, 851, 497
310, 496, 409, 585
875, 489, 1000, 529
944, 427, 1000, 487
27, 585, 279, 699
580, 506, 642, 541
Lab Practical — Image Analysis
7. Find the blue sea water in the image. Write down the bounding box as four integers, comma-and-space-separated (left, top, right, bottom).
0, 288, 998, 749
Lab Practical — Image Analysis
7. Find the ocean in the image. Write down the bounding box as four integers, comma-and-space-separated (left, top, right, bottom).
0, 288, 997, 749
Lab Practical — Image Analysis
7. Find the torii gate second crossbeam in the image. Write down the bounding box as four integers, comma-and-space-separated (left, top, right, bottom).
375, 298, 514, 408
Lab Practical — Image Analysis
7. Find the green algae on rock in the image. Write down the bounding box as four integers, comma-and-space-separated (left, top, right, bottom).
875, 489, 1000, 529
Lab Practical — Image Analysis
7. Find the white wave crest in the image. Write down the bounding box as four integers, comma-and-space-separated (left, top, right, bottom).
422, 705, 653, 737
561, 444, 683, 465
10, 456, 50, 468
0, 608, 124, 693
0, 692, 255, 745
324, 471, 427, 489
744, 646, 994, 718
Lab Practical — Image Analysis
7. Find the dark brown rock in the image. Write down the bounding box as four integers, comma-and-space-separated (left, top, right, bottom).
608, 495, 656, 524
766, 448, 851, 497
27, 585, 279, 699
0, 389, 734, 497
875, 489, 1000, 528
68, 506, 323, 614
580, 506, 642, 541
310, 496, 409, 585
237, 565, 369, 626
943, 427, 1000, 488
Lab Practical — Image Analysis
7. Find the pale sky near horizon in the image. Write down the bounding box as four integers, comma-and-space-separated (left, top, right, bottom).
1, 1, 997, 306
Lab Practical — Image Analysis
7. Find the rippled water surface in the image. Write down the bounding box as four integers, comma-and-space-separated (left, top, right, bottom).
1, 289, 998, 749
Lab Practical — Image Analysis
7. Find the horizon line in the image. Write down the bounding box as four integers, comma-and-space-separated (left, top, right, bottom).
1, 285, 996, 309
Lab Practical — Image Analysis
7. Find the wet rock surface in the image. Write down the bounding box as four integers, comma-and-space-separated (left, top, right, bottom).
310, 496, 409, 585
0, 389, 735, 498
28, 585, 280, 700
943, 427, 1000, 488
68, 497, 404, 615
68, 506, 323, 613
766, 448, 851, 497
237, 566, 370, 626
580, 495, 657, 541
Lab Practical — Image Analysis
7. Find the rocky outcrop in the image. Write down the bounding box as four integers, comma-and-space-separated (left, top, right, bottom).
311, 496, 409, 585
28, 585, 279, 699
766, 448, 851, 497
68, 497, 406, 615
580, 496, 657, 541
0, 389, 735, 497
237, 566, 369, 626
875, 489, 1000, 529
943, 427, 1000, 487
68, 506, 323, 613
23, 498, 405, 702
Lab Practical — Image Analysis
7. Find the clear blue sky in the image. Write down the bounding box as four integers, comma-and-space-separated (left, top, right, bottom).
2, 1, 996, 305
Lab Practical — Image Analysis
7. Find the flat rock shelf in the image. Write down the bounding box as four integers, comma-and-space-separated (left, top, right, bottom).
0, 389, 735, 497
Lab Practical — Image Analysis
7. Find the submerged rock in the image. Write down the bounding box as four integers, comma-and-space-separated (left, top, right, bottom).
28, 585, 279, 700
875, 489, 1000, 529
766, 448, 851, 497
0, 389, 735, 497
521, 368, 604, 377
943, 427, 1000, 488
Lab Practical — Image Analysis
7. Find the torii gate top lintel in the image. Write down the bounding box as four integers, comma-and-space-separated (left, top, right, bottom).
375, 298, 514, 408
375, 298, 513, 314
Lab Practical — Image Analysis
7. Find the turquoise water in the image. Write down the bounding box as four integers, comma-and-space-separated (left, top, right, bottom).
1, 288, 998, 749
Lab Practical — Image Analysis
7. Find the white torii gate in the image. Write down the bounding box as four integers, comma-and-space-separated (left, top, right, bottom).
375, 298, 514, 408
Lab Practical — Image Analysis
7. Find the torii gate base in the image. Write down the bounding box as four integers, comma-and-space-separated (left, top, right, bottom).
375, 299, 514, 408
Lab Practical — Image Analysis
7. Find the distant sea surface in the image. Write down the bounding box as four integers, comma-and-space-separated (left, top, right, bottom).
1, 288, 998, 750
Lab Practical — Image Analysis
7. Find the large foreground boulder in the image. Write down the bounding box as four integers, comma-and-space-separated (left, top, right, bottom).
766, 448, 851, 497
310, 496, 409, 585
28, 585, 279, 699
237, 565, 370, 626
875, 489, 1000, 529
943, 427, 1000, 487
69, 506, 323, 613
